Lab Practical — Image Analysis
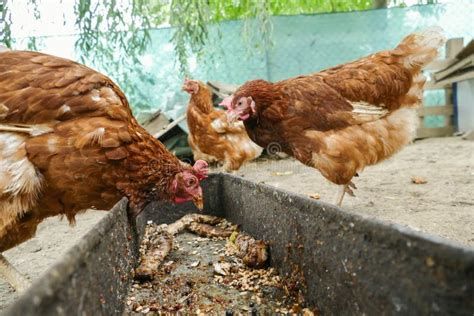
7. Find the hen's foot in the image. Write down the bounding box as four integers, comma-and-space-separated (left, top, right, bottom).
345, 181, 357, 197
334, 181, 357, 206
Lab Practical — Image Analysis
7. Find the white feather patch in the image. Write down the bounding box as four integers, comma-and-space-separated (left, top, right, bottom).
59, 104, 71, 113
3, 158, 44, 197
211, 118, 226, 133
0, 133, 44, 227
91, 89, 101, 102
349, 100, 388, 116
75, 127, 105, 148
0, 123, 52, 136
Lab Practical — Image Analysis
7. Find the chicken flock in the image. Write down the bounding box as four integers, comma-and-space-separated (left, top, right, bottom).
0, 27, 444, 292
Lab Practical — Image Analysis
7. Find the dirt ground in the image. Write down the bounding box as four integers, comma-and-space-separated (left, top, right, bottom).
0, 136, 472, 309
0, 211, 106, 309
237, 136, 474, 247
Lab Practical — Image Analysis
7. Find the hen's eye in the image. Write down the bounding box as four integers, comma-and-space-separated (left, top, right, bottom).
188, 178, 196, 186
238, 101, 242, 106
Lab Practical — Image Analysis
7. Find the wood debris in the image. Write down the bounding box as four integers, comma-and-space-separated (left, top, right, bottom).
411, 176, 428, 184
134, 213, 224, 280
213, 262, 232, 276
189, 260, 200, 268
187, 222, 233, 238
271, 171, 294, 176
135, 228, 173, 281
126, 228, 316, 314
227, 233, 269, 268
165, 213, 223, 235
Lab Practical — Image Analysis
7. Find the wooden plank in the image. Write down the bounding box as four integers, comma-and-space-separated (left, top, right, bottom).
424, 58, 457, 71
418, 117, 425, 128
416, 126, 454, 139
142, 112, 171, 136
153, 114, 186, 139
433, 55, 474, 81
445, 88, 453, 116
417, 105, 454, 117
455, 40, 474, 60
207, 81, 239, 98
446, 38, 464, 59
424, 80, 452, 90
436, 70, 474, 86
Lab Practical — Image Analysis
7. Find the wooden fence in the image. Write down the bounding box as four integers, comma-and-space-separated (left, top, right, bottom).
417, 82, 454, 139
416, 38, 464, 139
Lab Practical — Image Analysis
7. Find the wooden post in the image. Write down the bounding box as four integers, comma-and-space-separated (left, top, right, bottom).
416, 38, 460, 139
445, 38, 463, 132
446, 38, 464, 58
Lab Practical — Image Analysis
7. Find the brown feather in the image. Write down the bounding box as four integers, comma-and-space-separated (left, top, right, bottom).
232, 28, 445, 186
0, 51, 198, 252
185, 80, 261, 171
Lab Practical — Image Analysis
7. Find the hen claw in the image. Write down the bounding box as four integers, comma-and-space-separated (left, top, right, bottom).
335, 181, 358, 206
348, 181, 357, 191
345, 186, 355, 197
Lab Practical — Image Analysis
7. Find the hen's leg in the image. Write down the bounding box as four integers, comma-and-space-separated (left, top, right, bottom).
334, 181, 357, 206
0, 253, 30, 292
335, 185, 347, 206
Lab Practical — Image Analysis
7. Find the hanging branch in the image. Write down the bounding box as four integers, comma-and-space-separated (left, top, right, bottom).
74, 0, 154, 112
3, 0, 442, 86
170, 0, 210, 75
0, 0, 12, 48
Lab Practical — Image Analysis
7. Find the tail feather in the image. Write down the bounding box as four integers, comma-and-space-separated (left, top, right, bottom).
397, 26, 446, 69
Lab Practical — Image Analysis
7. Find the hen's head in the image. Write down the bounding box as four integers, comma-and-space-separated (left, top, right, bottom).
222, 95, 255, 122
125, 159, 208, 217
222, 79, 272, 122
182, 78, 200, 95
171, 160, 208, 209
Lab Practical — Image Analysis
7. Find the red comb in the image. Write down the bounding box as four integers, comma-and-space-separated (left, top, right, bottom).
193, 160, 208, 180
219, 96, 233, 110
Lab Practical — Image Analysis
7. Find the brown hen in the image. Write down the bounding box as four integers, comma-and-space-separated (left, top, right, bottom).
225, 27, 445, 205
183, 79, 262, 171
0, 51, 208, 291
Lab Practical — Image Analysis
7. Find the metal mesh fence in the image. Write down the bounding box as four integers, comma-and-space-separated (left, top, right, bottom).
9, 2, 474, 129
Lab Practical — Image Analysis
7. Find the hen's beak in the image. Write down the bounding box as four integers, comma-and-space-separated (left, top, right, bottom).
182, 85, 192, 94
192, 194, 204, 210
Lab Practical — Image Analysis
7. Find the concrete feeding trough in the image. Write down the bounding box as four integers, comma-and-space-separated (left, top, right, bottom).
4, 174, 473, 315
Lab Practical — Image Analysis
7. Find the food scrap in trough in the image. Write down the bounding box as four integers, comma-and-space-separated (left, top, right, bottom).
124, 214, 315, 314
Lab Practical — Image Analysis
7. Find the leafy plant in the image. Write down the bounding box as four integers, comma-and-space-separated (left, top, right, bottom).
0, 0, 12, 48
169, 0, 210, 75
152, 0, 438, 74
73, 0, 155, 112
0, 0, 440, 110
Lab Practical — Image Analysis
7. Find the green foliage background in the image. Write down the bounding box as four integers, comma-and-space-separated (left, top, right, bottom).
1, 0, 440, 72
0, 0, 440, 112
